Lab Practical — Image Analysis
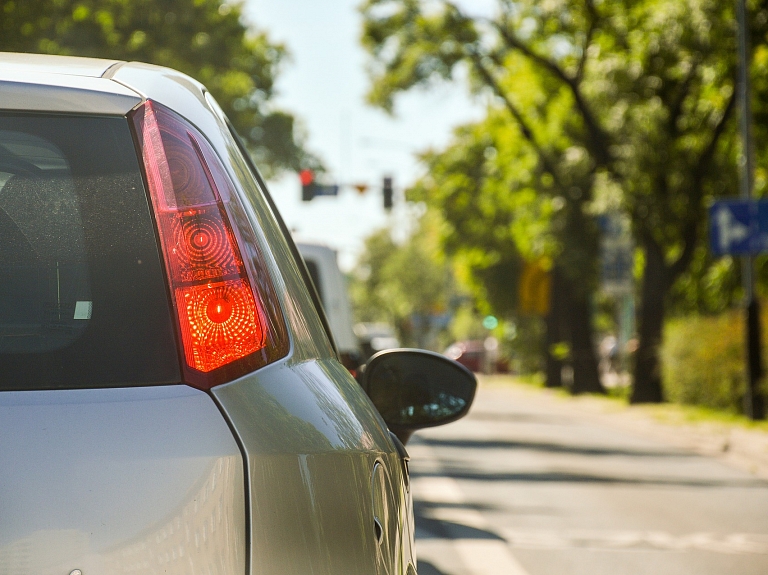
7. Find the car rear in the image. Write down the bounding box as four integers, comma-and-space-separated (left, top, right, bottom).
0, 60, 248, 575
0, 54, 411, 575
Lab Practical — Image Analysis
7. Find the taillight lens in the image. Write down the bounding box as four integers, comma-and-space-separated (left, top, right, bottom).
130, 100, 288, 389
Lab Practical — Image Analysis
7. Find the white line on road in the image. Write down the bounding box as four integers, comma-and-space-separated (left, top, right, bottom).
499, 529, 768, 554
412, 464, 532, 575
417, 539, 531, 575
415, 481, 768, 556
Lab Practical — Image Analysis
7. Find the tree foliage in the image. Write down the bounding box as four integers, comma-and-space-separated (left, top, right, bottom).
360, 0, 746, 401
0, 0, 317, 176
410, 113, 555, 316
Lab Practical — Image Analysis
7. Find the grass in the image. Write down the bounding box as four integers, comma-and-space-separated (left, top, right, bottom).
662, 311, 746, 412
481, 372, 768, 433
636, 402, 768, 432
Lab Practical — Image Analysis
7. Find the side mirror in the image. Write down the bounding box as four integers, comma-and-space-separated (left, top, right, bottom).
360, 349, 477, 444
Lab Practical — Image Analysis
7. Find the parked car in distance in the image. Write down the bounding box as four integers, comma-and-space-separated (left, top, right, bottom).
444, 339, 509, 374
355, 321, 401, 361
0, 52, 476, 575
444, 340, 485, 372
297, 241, 363, 373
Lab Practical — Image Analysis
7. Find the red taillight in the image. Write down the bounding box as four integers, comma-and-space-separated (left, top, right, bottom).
130, 100, 288, 389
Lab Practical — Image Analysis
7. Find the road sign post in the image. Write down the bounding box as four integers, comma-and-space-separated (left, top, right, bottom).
736, 0, 765, 420
709, 198, 766, 419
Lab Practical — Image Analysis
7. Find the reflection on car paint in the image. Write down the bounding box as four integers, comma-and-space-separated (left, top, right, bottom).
213, 358, 415, 574
0, 386, 245, 575
0, 457, 242, 575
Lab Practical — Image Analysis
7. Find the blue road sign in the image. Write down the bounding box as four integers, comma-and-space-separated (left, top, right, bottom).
313, 184, 339, 197
709, 199, 768, 255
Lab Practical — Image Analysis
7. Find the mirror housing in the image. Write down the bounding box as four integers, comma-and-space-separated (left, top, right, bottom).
360, 348, 477, 444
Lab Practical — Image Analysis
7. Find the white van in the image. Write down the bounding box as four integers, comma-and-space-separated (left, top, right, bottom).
297, 242, 363, 372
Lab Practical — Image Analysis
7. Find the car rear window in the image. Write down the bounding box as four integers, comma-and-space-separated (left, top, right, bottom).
0, 113, 180, 390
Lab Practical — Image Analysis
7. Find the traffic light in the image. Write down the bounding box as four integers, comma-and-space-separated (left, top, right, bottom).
383, 176, 393, 210
299, 169, 339, 201
300, 169, 315, 202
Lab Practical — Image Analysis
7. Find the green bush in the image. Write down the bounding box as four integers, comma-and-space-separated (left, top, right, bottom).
662, 311, 745, 411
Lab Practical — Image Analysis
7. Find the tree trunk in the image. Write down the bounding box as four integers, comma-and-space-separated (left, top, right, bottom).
631, 236, 666, 403
544, 267, 564, 388
558, 271, 604, 394
567, 287, 605, 394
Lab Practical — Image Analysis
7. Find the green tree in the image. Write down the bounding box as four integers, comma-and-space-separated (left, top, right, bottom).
350, 211, 457, 349
0, 0, 317, 176
360, 0, 741, 402
362, 0, 609, 393
409, 109, 601, 389
589, 0, 737, 402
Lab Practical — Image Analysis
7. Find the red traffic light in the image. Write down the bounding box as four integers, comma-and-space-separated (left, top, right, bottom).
300, 169, 314, 186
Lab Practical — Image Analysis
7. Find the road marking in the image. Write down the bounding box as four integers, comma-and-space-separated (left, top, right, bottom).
417, 539, 530, 575
453, 540, 531, 575
413, 475, 465, 504
499, 529, 768, 554
419, 500, 768, 556
412, 467, 532, 575
410, 446, 768, 575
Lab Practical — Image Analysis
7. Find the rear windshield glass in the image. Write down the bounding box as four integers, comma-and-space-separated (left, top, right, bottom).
0, 113, 180, 390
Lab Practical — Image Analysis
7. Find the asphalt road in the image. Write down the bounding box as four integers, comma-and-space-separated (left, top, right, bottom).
409, 381, 768, 575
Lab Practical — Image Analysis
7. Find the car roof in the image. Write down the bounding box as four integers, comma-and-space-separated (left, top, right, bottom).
0, 52, 142, 115
0, 52, 216, 133
0, 52, 122, 77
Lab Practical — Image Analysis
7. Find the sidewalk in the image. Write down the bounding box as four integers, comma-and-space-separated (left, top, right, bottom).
478, 374, 768, 481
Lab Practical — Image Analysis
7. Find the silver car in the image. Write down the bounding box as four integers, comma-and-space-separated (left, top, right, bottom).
0, 53, 476, 575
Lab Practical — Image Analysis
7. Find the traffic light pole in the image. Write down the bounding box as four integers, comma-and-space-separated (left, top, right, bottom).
737, 0, 765, 419
383, 176, 393, 211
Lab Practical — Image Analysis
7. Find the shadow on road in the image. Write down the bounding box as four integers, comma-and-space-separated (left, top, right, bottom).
415, 517, 501, 540
417, 560, 453, 575
412, 467, 768, 488
416, 499, 498, 513
415, 498, 554, 518
466, 410, 573, 425
419, 436, 691, 458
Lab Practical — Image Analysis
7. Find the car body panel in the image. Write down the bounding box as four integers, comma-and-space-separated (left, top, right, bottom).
213, 357, 414, 574
0, 385, 245, 575
110, 61, 214, 135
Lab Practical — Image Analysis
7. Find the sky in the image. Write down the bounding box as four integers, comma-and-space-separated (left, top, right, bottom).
242, 0, 492, 270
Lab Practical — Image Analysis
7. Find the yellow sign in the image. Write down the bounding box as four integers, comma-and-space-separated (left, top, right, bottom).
519, 261, 551, 316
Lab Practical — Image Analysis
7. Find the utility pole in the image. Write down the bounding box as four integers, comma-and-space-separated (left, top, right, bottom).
737, 0, 765, 419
